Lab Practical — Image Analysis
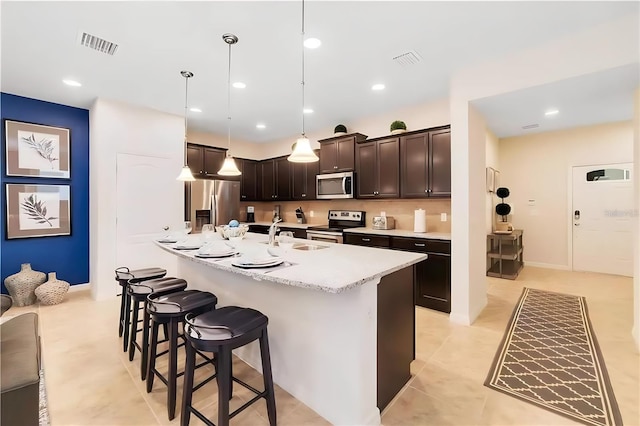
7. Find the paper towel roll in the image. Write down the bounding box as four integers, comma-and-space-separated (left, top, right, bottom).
414, 209, 426, 233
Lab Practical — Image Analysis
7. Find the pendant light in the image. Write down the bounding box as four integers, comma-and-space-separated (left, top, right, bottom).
288, 0, 319, 163
177, 70, 196, 181
217, 33, 242, 176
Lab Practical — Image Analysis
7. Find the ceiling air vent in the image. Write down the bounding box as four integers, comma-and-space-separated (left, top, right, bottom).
77, 32, 118, 55
522, 124, 540, 130
392, 50, 422, 67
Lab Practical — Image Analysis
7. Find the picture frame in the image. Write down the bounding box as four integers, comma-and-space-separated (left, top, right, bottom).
4, 119, 70, 179
486, 167, 495, 193
494, 169, 501, 192
5, 184, 71, 239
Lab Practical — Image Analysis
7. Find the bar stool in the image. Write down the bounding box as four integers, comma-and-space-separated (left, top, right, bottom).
115, 266, 167, 352
146, 290, 218, 421
181, 306, 276, 426
127, 277, 188, 376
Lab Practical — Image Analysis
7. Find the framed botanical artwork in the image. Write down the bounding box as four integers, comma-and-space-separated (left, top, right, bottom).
4, 119, 70, 178
5, 184, 71, 239
493, 169, 501, 192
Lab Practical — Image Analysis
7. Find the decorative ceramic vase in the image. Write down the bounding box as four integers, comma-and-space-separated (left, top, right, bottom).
4, 263, 46, 307
35, 272, 70, 306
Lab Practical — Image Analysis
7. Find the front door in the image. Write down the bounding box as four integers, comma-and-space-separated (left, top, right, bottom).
572, 163, 633, 276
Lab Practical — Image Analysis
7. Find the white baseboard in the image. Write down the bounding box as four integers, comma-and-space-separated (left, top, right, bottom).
68, 283, 91, 292
524, 261, 570, 271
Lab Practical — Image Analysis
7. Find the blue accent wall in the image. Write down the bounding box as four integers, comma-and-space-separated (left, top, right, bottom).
1, 93, 89, 292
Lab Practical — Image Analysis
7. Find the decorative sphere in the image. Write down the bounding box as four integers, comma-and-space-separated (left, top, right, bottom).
495, 187, 510, 198
496, 203, 511, 216
228, 220, 240, 228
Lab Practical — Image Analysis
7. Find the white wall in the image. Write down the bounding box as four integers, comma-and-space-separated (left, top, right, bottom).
485, 130, 500, 234
258, 98, 450, 158
633, 88, 640, 350
499, 122, 634, 269
90, 98, 184, 300
449, 13, 638, 326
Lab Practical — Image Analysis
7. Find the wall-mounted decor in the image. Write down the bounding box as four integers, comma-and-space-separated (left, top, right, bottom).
5, 184, 71, 239
4, 119, 70, 178
486, 167, 496, 193
494, 169, 501, 191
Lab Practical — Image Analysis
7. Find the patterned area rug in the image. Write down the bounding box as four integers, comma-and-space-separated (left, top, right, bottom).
39, 369, 50, 426
485, 288, 623, 426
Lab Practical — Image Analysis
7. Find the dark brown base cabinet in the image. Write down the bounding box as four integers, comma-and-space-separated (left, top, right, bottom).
345, 233, 451, 314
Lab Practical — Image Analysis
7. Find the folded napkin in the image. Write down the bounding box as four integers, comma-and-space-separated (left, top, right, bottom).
175, 241, 201, 250
198, 243, 234, 255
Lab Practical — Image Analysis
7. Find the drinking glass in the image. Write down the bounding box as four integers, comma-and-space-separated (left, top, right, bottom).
278, 231, 295, 254
201, 224, 215, 241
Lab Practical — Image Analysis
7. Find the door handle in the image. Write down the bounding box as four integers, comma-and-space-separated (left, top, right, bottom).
362, 238, 371, 242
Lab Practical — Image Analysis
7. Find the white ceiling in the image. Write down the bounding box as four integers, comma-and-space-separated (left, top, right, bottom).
1, 1, 638, 144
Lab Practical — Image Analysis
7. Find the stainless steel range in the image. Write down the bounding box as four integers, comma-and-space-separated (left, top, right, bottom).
306, 210, 366, 244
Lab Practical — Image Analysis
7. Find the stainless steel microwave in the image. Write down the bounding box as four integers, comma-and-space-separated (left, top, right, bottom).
316, 171, 354, 199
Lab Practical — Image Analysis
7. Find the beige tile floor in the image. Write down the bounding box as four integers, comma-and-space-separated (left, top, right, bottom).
4, 267, 638, 425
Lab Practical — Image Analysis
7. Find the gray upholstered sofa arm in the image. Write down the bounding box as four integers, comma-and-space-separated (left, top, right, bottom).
0, 312, 41, 426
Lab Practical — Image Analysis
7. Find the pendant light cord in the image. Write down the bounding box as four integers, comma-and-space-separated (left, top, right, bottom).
184, 73, 189, 164
227, 40, 232, 155
301, 0, 305, 138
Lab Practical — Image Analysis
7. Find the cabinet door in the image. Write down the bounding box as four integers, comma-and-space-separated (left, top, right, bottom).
377, 138, 400, 198
260, 160, 275, 200
186, 144, 203, 176
429, 130, 451, 197
291, 162, 309, 200
416, 254, 451, 313
336, 136, 355, 171
356, 142, 377, 198
344, 233, 390, 248
275, 157, 291, 200
400, 132, 428, 198
203, 147, 226, 178
240, 159, 258, 201
319, 141, 338, 173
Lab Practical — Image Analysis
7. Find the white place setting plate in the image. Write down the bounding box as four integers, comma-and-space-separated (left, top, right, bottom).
195, 250, 238, 259
231, 257, 283, 269
157, 237, 178, 243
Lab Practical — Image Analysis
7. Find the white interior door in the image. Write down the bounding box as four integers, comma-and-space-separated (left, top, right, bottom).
116, 153, 181, 270
572, 163, 633, 276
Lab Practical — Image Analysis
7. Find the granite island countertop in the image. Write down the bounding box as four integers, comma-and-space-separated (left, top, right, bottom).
343, 227, 451, 241
155, 232, 426, 294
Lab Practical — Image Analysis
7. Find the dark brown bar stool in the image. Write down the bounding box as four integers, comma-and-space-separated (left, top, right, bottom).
181, 306, 276, 426
115, 266, 167, 352
127, 277, 188, 377
146, 290, 218, 421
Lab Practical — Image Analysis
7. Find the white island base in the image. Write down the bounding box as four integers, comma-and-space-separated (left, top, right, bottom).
157, 236, 423, 425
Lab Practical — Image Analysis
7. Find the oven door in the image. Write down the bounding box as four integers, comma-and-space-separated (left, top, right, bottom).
306, 230, 343, 244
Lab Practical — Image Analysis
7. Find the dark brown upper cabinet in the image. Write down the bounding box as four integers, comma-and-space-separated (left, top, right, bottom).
186, 143, 227, 179
355, 137, 400, 198
291, 151, 319, 200
318, 133, 367, 174
260, 156, 291, 201
400, 127, 451, 198
238, 158, 258, 201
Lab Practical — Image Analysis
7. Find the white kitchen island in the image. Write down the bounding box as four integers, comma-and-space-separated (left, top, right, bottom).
155, 233, 426, 425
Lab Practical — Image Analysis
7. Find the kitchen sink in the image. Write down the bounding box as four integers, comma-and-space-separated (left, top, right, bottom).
260, 241, 328, 250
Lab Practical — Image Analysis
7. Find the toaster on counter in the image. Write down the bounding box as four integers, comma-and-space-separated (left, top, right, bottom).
372, 216, 395, 230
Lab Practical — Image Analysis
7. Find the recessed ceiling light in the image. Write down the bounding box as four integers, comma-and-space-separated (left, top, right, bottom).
544, 109, 559, 116
256, 123, 266, 129
371, 84, 385, 91
303, 108, 314, 114
232, 82, 246, 89
190, 107, 202, 113
304, 38, 322, 49
63, 79, 82, 87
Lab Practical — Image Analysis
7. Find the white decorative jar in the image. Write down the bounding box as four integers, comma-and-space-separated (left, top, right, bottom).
4, 263, 46, 306
35, 272, 70, 305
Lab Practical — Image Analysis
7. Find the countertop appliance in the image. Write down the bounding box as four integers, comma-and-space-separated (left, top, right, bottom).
273, 205, 281, 223
246, 206, 255, 223
316, 171, 354, 200
187, 179, 240, 233
373, 216, 395, 230
306, 210, 366, 244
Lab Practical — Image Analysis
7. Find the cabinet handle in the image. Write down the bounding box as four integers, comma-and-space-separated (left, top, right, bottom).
362, 238, 371, 242
241, 195, 246, 199
334, 166, 338, 169
302, 194, 306, 197
425, 189, 428, 193
427, 189, 432, 193
414, 243, 425, 247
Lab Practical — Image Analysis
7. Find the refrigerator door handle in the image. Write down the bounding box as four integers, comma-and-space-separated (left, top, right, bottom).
212, 194, 217, 227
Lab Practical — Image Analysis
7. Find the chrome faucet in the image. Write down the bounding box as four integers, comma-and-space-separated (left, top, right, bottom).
268, 219, 282, 246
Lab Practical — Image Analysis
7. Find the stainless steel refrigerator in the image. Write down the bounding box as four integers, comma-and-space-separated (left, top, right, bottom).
186, 179, 240, 233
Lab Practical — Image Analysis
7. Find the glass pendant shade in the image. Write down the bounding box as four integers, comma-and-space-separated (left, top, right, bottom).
177, 165, 196, 181
217, 155, 241, 176
288, 136, 319, 163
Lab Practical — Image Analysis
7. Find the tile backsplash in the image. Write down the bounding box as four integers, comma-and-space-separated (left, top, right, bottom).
240, 198, 451, 233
